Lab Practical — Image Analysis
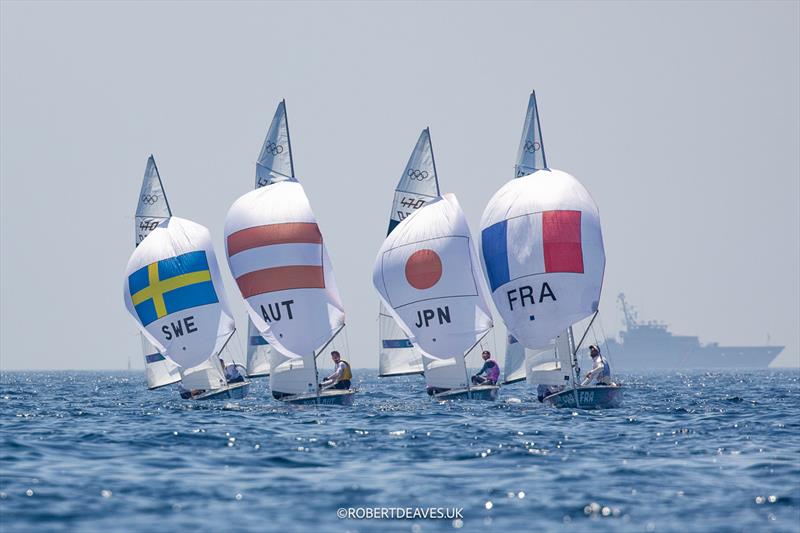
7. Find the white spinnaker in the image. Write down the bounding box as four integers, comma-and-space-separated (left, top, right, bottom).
134, 156, 180, 389
123, 216, 236, 369
379, 307, 423, 377
480, 169, 605, 350
256, 100, 294, 186
224, 180, 345, 395
526, 329, 574, 386
373, 193, 493, 366
246, 320, 272, 377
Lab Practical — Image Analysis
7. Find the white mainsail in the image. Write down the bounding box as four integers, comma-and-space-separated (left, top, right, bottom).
123, 216, 236, 374
134, 156, 180, 389
224, 172, 345, 396
379, 129, 439, 377
245, 320, 272, 378
480, 91, 606, 352
373, 192, 493, 391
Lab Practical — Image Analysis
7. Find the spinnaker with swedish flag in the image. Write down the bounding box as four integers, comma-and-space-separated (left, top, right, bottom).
123, 215, 249, 399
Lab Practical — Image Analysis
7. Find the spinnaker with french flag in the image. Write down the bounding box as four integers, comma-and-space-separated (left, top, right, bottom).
480, 92, 605, 352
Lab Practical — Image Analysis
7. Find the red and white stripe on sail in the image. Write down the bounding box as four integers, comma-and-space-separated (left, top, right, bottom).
227, 222, 325, 296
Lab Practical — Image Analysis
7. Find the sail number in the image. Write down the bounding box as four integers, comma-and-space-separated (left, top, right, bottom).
396, 197, 427, 221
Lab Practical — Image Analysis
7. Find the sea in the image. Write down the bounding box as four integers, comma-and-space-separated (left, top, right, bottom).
1, 369, 798, 533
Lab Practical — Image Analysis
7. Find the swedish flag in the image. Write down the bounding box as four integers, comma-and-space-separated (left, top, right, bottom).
128, 251, 219, 326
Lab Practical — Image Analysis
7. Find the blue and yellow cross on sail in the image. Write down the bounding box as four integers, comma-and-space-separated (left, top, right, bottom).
124, 216, 235, 369
128, 251, 218, 326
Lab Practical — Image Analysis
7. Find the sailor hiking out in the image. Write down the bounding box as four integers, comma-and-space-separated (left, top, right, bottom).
581, 345, 613, 386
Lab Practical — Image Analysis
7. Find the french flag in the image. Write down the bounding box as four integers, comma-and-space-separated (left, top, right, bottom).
226, 222, 325, 297
482, 210, 583, 292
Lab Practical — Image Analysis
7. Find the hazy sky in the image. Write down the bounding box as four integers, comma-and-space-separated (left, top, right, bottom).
1, 1, 798, 370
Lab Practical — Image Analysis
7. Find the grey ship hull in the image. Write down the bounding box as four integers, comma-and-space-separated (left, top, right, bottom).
607, 339, 782, 369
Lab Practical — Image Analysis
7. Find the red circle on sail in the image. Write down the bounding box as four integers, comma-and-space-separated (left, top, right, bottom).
405, 249, 442, 290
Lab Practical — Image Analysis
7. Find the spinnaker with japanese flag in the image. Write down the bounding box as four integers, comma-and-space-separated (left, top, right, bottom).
481, 91, 622, 408
224, 100, 352, 405
378, 128, 439, 377
373, 150, 497, 400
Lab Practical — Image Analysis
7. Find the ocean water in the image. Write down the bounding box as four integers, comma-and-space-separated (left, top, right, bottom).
1, 370, 798, 533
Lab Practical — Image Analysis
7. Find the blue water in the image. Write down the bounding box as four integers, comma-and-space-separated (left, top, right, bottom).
1, 370, 798, 533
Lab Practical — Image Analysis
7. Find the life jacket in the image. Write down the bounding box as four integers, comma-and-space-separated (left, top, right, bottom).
594, 355, 611, 379
486, 359, 500, 382
339, 360, 352, 381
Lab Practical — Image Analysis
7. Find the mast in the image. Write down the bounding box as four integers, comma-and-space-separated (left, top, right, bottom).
427, 127, 441, 197
283, 99, 296, 178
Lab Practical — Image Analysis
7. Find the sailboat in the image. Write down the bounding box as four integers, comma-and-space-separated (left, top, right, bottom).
373, 129, 497, 401
125, 177, 251, 401
223, 100, 352, 406
378, 129, 438, 378
480, 91, 622, 409
134, 156, 181, 390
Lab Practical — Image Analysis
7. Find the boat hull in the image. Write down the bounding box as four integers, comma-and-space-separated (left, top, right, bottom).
543, 385, 623, 409
193, 381, 251, 401
277, 389, 355, 406
433, 385, 499, 401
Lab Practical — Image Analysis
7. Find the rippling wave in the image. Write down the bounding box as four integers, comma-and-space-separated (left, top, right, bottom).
1, 370, 798, 532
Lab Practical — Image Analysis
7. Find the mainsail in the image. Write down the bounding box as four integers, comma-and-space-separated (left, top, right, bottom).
379, 129, 439, 377
123, 216, 236, 372
373, 192, 493, 391
224, 179, 345, 397
134, 156, 180, 389
243, 101, 297, 377
480, 91, 605, 352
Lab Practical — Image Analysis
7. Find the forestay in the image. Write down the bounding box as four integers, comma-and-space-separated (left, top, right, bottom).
123, 216, 236, 369
134, 156, 180, 388
373, 194, 493, 361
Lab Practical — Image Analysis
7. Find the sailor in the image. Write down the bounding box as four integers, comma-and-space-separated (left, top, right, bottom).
581, 345, 613, 386
320, 351, 352, 390
220, 358, 244, 384
471, 350, 500, 385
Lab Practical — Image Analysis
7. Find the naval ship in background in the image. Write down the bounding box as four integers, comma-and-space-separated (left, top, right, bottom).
605, 294, 783, 369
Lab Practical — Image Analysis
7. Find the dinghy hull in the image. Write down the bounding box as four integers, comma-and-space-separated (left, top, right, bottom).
277, 389, 355, 406
193, 381, 251, 401
543, 385, 623, 409
433, 385, 499, 401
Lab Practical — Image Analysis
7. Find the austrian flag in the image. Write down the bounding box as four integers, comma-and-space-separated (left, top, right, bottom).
482, 210, 584, 292
226, 222, 325, 297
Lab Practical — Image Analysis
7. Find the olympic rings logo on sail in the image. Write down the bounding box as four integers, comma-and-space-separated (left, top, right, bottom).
141, 194, 160, 205
524, 140, 541, 153
407, 169, 430, 180
264, 141, 284, 156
